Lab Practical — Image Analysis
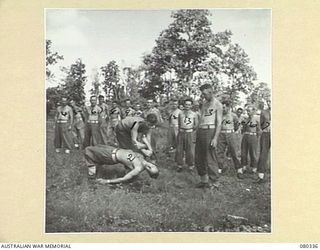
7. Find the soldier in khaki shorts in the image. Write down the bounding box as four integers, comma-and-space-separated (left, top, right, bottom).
54, 97, 74, 154
195, 84, 222, 188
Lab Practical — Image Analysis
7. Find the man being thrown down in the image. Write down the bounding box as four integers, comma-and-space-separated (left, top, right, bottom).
115, 114, 158, 158
84, 144, 159, 184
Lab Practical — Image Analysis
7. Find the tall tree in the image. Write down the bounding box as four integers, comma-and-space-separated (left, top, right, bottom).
90, 70, 101, 97
122, 67, 143, 101
101, 60, 122, 100
46, 40, 63, 79
247, 82, 271, 108
142, 9, 256, 103
61, 59, 86, 105
143, 10, 214, 96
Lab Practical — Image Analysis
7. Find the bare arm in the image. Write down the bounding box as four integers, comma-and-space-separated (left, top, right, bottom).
194, 112, 199, 129
214, 104, 223, 140
211, 103, 222, 147
54, 108, 59, 123
83, 107, 89, 123
141, 132, 153, 151
256, 115, 262, 135
130, 122, 140, 144
69, 107, 73, 126
178, 113, 181, 129
233, 114, 239, 131
97, 158, 144, 184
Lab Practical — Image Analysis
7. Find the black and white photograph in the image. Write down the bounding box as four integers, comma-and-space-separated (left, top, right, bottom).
45, 9, 271, 233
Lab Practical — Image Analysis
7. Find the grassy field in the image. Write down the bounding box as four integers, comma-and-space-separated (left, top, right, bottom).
46, 119, 271, 232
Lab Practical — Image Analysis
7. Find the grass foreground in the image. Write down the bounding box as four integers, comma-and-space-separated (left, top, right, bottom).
46, 120, 271, 233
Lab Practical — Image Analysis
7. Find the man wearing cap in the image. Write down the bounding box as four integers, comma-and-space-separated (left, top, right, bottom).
54, 97, 74, 154
195, 84, 223, 188
239, 105, 261, 175
84, 144, 159, 184
83, 95, 103, 148
176, 98, 198, 172
256, 99, 271, 183
167, 99, 181, 152
98, 95, 109, 145
216, 100, 242, 178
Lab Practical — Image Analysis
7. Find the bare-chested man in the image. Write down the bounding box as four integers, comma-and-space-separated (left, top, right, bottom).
84, 144, 159, 184
54, 97, 74, 153
83, 96, 103, 148
176, 98, 198, 172
195, 84, 223, 188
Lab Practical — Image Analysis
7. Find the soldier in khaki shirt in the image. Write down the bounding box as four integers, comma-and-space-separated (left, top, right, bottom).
54, 97, 74, 153
175, 99, 198, 172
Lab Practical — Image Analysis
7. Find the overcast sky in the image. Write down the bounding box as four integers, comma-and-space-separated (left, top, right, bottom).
46, 9, 271, 92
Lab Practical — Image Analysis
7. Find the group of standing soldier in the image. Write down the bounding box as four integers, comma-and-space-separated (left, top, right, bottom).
52, 83, 270, 187
167, 84, 271, 186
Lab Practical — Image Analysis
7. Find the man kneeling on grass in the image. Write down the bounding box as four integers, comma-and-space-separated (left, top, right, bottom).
84, 144, 159, 184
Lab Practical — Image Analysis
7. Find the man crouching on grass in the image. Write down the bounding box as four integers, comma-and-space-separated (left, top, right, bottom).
84, 144, 159, 184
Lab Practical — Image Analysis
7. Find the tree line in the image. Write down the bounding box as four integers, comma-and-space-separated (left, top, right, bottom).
46, 10, 270, 109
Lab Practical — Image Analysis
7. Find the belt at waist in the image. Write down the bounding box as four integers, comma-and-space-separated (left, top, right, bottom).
111, 148, 119, 163
170, 124, 179, 127
221, 129, 234, 133
179, 128, 193, 133
87, 120, 99, 124
56, 120, 68, 123
244, 132, 257, 135
199, 124, 215, 129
